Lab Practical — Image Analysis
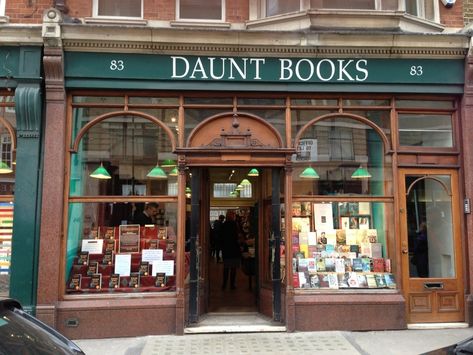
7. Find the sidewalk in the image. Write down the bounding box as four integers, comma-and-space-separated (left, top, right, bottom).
74, 327, 473, 355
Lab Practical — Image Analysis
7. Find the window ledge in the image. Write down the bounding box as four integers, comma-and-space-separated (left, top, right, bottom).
170, 20, 231, 29
0, 16, 9, 24
246, 10, 445, 33
84, 17, 148, 26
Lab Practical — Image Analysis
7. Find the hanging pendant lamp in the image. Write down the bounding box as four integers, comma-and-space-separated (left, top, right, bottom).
168, 167, 178, 176
0, 161, 13, 174
299, 166, 320, 179
161, 159, 177, 168
351, 165, 372, 179
240, 179, 251, 186
90, 163, 111, 179
146, 164, 168, 179
248, 168, 259, 177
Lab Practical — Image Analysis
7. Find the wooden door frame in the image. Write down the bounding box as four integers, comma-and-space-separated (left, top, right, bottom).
399, 168, 464, 323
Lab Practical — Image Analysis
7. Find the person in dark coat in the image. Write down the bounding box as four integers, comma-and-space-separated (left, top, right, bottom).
133, 202, 158, 226
221, 210, 241, 290
211, 214, 225, 262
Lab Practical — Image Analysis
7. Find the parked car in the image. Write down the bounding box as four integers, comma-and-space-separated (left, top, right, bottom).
0, 298, 84, 354
423, 336, 473, 354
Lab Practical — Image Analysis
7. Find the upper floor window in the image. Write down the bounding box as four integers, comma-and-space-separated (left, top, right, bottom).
0, 0, 5, 17
178, 0, 224, 21
93, 0, 143, 18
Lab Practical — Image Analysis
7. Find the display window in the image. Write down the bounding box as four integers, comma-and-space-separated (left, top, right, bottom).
65, 98, 179, 294
291, 113, 394, 290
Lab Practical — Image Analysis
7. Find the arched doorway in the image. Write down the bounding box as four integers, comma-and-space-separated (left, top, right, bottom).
178, 112, 292, 331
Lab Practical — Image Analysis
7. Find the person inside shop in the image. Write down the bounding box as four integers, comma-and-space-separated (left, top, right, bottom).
221, 210, 241, 290
211, 214, 225, 263
133, 202, 159, 226
412, 221, 429, 277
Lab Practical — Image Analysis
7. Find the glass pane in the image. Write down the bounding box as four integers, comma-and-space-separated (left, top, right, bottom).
396, 100, 454, 109
70, 115, 177, 197
291, 99, 338, 106
128, 97, 179, 105
406, 176, 455, 278
180, 0, 222, 20
266, 0, 300, 17
342, 99, 390, 107
292, 201, 396, 290
311, 0, 375, 9
98, 0, 141, 17
184, 97, 233, 105
237, 98, 285, 106
132, 109, 180, 142
292, 117, 392, 196
240, 109, 286, 141
405, 0, 418, 15
185, 109, 229, 140
65, 202, 178, 294
0, 202, 13, 297
72, 96, 125, 104
398, 114, 453, 147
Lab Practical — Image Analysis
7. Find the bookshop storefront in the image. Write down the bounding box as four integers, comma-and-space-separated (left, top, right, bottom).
39, 50, 469, 338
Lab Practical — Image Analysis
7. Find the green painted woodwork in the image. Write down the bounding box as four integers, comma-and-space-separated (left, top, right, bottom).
0, 47, 42, 84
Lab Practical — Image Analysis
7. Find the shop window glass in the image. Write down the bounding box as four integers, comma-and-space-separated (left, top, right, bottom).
291, 99, 338, 106
70, 115, 177, 197
396, 100, 455, 109
293, 117, 392, 196
94, 0, 142, 18
213, 182, 252, 198
240, 109, 285, 142
342, 99, 390, 107
128, 97, 179, 105
291, 201, 395, 289
398, 114, 453, 147
184, 109, 230, 140
179, 0, 223, 20
184, 97, 233, 105
266, 0, 300, 17
237, 98, 285, 106
131, 109, 180, 142
72, 96, 125, 104
65, 202, 178, 294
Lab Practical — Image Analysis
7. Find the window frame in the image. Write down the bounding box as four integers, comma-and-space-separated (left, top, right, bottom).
92, 0, 144, 19
0, 0, 5, 17
176, 0, 226, 22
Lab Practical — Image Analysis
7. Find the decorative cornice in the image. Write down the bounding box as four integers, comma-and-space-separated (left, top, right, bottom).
15, 84, 42, 137
62, 39, 468, 58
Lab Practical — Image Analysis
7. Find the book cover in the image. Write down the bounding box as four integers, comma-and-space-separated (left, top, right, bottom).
366, 274, 377, 288
371, 243, 383, 258
307, 258, 317, 273
307, 232, 317, 246
119, 225, 141, 253
325, 244, 335, 254
325, 230, 337, 245
336, 229, 346, 245
89, 273, 102, 290
361, 258, 372, 272
158, 227, 167, 240
109, 273, 120, 289
298, 271, 310, 288
166, 240, 175, 253
345, 229, 358, 245
352, 258, 363, 272
292, 231, 299, 245
141, 225, 158, 239
375, 274, 387, 288
129, 272, 141, 288
299, 231, 309, 245
327, 273, 339, 289
335, 258, 346, 273
337, 273, 350, 288
358, 216, 370, 229
139, 261, 150, 276
148, 239, 159, 249
357, 274, 368, 288
155, 272, 167, 287
298, 258, 309, 272
349, 245, 359, 254
360, 243, 372, 257
105, 239, 115, 253
87, 261, 99, 276
367, 229, 378, 243
99, 226, 115, 240
340, 217, 350, 230
316, 258, 326, 272
77, 251, 89, 266
384, 273, 397, 289
309, 274, 321, 288
344, 258, 353, 272
319, 274, 330, 288
372, 258, 385, 272
293, 273, 300, 288
325, 258, 335, 272
69, 274, 81, 290
299, 244, 309, 258
102, 250, 114, 265
347, 272, 359, 287
385, 259, 392, 273
292, 202, 302, 216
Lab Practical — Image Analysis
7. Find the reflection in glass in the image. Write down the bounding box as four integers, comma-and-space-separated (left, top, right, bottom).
398, 114, 453, 147
406, 176, 455, 278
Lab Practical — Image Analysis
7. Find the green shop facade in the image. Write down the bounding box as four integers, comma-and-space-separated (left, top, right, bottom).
33, 25, 473, 338
0, 41, 43, 315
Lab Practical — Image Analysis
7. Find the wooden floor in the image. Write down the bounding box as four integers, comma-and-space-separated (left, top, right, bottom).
207, 257, 257, 313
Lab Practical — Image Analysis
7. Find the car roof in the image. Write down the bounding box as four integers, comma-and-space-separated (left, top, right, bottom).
0, 298, 22, 311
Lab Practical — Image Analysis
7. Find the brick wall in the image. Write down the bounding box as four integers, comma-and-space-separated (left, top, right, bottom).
465, 0, 473, 25
440, 0, 464, 27
226, 0, 248, 22
6, 0, 52, 24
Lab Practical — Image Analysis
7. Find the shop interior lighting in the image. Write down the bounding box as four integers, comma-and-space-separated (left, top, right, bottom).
161, 159, 177, 168
351, 165, 372, 179
299, 166, 320, 179
90, 163, 111, 179
0, 161, 13, 174
248, 168, 259, 177
146, 164, 168, 179
168, 167, 178, 176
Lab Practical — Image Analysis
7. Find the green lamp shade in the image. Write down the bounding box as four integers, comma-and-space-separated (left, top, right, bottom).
299, 166, 320, 179
161, 159, 177, 168
168, 167, 178, 176
351, 165, 372, 179
248, 168, 259, 177
229, 190, 237, 196
90, 163, 111, 179
146, 165, 168, 179
235, 184, 244, 190
240, 179, 251, 186
0, 161, 13, 174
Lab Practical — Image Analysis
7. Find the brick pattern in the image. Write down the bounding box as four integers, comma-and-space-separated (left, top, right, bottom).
440, 0, 464, 27
5, 0, 52, 24
465, 0, 473, 25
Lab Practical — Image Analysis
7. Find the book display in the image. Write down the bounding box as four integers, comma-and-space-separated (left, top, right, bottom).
65, 224, 180, 293
292, 202, 396, 290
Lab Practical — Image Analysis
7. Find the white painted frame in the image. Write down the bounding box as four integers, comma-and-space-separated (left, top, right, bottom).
0, 0, 6, 17
176, 0, 225, 22
92, 0, 143, 19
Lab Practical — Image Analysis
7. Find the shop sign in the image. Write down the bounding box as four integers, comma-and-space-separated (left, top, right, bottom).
65, 52, 465, 85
